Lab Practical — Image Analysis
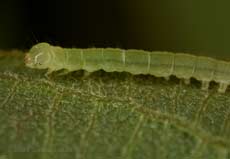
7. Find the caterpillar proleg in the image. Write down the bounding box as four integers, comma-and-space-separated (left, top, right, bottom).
25, 42, 230, 93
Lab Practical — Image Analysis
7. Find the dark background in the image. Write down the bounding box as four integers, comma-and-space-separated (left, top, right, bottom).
1, 0, 230, 58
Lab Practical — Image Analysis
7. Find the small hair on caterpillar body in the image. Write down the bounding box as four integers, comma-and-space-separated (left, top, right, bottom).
25, 42, 230, 93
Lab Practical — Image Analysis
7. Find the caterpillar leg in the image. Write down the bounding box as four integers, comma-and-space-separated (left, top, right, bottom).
218, 83, 228, 93
45, 68, 54, 77
81, 70, 92, 79
56, 69, 71, 76
184, 78, 190, 85
164, 76, 170, 81
201, 81, 210, 91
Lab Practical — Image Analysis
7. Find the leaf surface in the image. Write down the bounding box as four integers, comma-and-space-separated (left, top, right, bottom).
0, 51, 229, 159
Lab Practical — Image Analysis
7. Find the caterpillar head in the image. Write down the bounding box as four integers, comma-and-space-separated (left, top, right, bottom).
25, 42, 53, 69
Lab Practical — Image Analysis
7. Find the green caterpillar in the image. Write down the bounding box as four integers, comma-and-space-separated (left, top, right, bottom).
25, 42, 230, 93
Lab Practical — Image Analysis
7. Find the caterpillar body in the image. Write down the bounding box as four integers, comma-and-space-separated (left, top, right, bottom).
25, 42, 230, 93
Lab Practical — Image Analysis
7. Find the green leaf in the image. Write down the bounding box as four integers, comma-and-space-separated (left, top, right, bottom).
0, 51, 229, 159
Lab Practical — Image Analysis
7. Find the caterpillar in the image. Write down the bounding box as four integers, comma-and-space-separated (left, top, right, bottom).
25, 42, 230, 93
